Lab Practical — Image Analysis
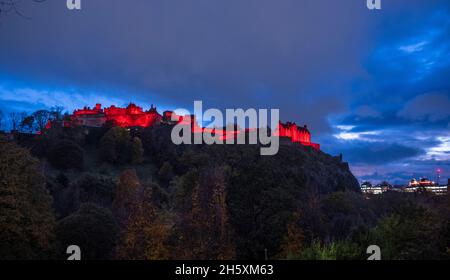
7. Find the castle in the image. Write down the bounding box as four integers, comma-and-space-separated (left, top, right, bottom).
274, 122, 320, 150
69, 103, 320, 150
72, 103, 162, 128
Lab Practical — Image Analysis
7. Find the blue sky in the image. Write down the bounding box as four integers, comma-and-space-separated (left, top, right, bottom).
0, 0, 449, 184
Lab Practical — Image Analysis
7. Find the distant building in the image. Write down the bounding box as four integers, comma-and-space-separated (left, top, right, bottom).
378, 181, 393, 193
361, 181, 383, 195
406, 177, 447, 195
365, 177, 449, 196
408, 178, 435, 187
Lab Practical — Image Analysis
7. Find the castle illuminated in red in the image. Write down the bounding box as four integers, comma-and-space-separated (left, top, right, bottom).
69, 103, 320, 150
274, 122, 320, 150
72, 103, 162, 128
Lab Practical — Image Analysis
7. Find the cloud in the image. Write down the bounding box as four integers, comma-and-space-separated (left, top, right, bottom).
399, 41, 428, 54
333, 125, 380, 142
0, 85, 121, 113
425, 136, 450, 160
354, 105, 381, 118
398, 92, 450, 121
0, 83, 174, 115
0, 0, 375, 133
339, 142, 423, 165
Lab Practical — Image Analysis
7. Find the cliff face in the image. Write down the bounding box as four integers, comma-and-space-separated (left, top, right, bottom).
277, 142, 360, 194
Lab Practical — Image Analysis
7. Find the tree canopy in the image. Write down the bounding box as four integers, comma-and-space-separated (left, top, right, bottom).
0, 136, 55, 259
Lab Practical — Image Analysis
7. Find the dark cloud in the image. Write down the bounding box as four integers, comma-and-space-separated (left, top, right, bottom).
398, 92, 450, 121
324, 139, 423, 165
0, 0, 391, 132
1, 1, 448, 129
354, 105, 381, 118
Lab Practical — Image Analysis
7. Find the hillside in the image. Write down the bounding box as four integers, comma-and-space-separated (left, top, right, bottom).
2, 124, 448, 260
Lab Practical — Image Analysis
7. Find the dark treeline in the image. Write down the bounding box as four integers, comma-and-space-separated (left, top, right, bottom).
0, 107, 65, 133
0, 120, 449, 260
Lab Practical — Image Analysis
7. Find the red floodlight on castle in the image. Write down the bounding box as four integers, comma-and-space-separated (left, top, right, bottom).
274, 122, 320, 150
72, 103, 162, 128
69, 103, 320, 150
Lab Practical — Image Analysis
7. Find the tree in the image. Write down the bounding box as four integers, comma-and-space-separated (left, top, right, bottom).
48, 139, 84, 169
321, 191, 372, 241
113, 170, 170, 260
74, 174, 116, 209
115, 183, 170, 260
9, 112, 21, 131
50, 106, 65, 121
20, 115, 34, 133
99, 127, 145, 164
279, 210, 305, 259
56, 203, 118, 260
370, 203, 442, 260
51, 173, 116, 219
99, 127, 131, 164
158, 161, 174, 186
175, 166, 235, 260
56, 172, 69, 188
32, 110, 52, 133
209, 172, 236, 260
0, 136, 55, 259
0, 109, 3, 130
221, 145, 307, 259
131, 137, 144, 164
112, 169, 141, 228
141, 125, 178, 166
